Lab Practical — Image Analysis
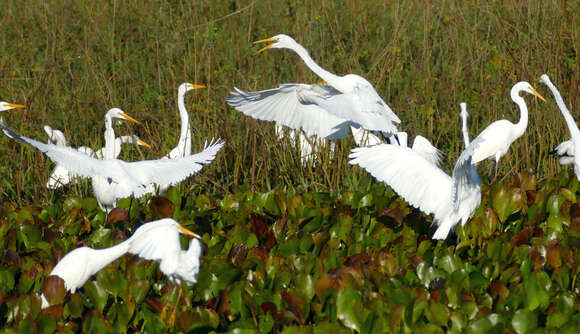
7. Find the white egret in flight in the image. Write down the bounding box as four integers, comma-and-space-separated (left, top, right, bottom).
540, 74, 580, 177
227, 34, 400, 140
350, 134, 481, 240
1, 119, 224, 212
0, 102, 24, 112
350, 102, 482, 239
40, 218, 201, 309
469, 81, 545, 175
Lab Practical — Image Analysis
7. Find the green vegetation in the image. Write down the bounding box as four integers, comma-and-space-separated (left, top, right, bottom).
1, 0, 580, 332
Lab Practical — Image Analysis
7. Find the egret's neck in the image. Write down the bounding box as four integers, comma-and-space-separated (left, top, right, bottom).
104, 115, 116, 159
461, 116, 470, 147
288, 42, 346, 92
177, 91, 192, 156
90, 242, 130, 272
513, 97, 529, 138
544, 80, 580, 138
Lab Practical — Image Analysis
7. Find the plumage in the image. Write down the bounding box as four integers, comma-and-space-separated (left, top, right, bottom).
2, 118, 224, 211
227, 34, 400, 140
540, 74, 580, 177
40, 218, 201, 308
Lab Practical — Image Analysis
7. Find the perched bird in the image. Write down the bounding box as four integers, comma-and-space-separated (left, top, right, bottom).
40, 218, 201, 308
350, 136, 481, 240
469, 81, 545, 176
540, 74, 580, 177
0, 101, 24, 112
2, 118, 224, 212
227, 34, 400, 140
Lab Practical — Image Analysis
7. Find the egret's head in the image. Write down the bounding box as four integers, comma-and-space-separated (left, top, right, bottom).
177, 224, 201, 240
0, 102, 25, 112
179, 82, 206, 95
539, 74, 551, 86
254, 34, 297, 55
107, 108, 142, 125
512, 81, 546, 102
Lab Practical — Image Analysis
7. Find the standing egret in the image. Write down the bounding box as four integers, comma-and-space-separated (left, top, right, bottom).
167, 83, 206, 159
44, 125, 73, 188
0, 102, 24, 112
40, 218, 201, 309
1, 119, 224, 212
469, 81, 545, 176
540, 74, 580, 177
460, 102, 470, 146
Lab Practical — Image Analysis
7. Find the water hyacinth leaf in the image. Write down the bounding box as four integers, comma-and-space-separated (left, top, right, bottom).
0, 270, 16, 293
85, 281, 109, 312
492, 185, 523, 222
82, 311, 111, 334
525, 271, 551, 310
330, 214, 353, 242
37, 314, 57, 334
67, 293, 84, 318
105, 208, 129, 224
511, 309, 537, 334
336, 288, 364, 332
517, 171, 536, 191
87, 227, 112, 249
42, 275, 66, 306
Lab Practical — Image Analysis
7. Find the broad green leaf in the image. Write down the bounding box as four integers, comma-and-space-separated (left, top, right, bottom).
336, 288, 363, 332
511, 309, 537, 334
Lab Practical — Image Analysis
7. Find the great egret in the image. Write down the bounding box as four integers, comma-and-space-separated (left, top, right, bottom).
1, 119, 224, 212
460, 102, 470, 146
469, 81, 545, 176
349, 138, 481, 240
227, 34, 400, 140
40, 218, 201, 309
46, 132, 151, 189
167, 83, 206, 159
540, 74, 580, 177
0, 102, 24, 112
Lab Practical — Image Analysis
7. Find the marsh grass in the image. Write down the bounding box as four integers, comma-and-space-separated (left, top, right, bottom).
0, 0, 579, 204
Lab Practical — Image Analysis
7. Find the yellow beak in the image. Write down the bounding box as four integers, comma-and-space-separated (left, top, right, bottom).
253, 37, 278, 55
136, 138, 152, 149
178, 224, 201, 239
529, 87, 546, 102
188, 83, 206, 89
119, 112, 142, 125
6, 103, 25, 110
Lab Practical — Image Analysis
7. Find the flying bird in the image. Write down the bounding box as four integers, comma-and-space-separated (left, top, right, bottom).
2, 118, 224, 212
227, 34, 400, 140
540, 74, 580, 177
350, 101, 481, 239
40, 218, 201, 308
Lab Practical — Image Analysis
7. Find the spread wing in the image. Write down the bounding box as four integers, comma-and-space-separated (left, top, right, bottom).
349, 144, 453, 220
125, 138, 224, 188
128, 219, 182, 275
226, 84, 350, 140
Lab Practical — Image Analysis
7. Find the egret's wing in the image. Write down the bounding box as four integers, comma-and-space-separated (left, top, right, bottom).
469, 120, 511, 164
412, 136, 443, 167
349, 144, 453, 219
174, 238, 203, 285
314, 91, 398, 134
123, 138, 224, 188
540, 74, 580, 139
226, 85, 350, 139
128, 219, 181, 275
553, 140, 574, 157
2, 119, 111, 180
350, 125, 382, 146
46, 165, 73, 189
452, 139, 482, 207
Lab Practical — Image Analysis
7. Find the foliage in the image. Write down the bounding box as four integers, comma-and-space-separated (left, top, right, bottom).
1, 171, 580, 332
